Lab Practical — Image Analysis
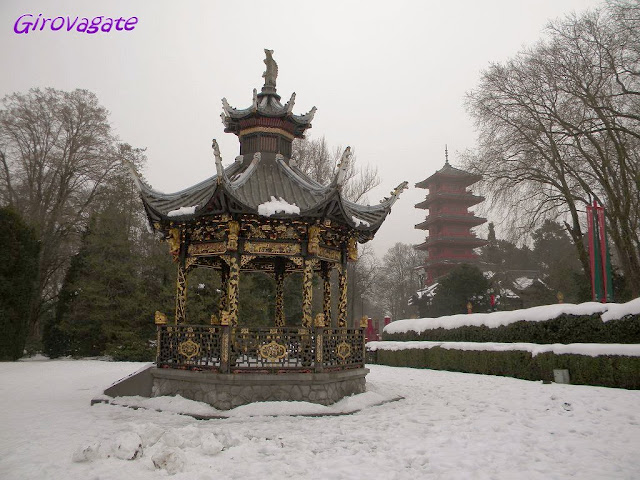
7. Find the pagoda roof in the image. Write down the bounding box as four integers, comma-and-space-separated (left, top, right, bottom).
415, 214, 487, 229
130, 50, 407, 243
132, 151, 406, 242
221, 88, 316, 138
415, 192, 485, 209
415, 235, 488, 248
416, 162, 482, 189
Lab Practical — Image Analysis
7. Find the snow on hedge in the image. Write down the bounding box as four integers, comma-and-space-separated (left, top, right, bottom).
366, 340, 640, 357
257, 196, 300, 216
384, 299, 640, 335
601, 297, 640, 322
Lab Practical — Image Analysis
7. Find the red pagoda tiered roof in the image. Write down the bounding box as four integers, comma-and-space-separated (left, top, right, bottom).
414, 151, 487, 286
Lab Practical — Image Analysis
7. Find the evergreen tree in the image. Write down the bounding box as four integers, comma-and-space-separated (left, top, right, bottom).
430, 264, 490, 316
0, 207, 40, 360
532, 220, 586, 303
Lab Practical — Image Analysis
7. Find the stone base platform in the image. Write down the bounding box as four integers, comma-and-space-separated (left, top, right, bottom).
102, 366, 369, 411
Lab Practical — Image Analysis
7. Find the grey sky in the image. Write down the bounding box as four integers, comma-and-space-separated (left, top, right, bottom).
0, 0, 603, 256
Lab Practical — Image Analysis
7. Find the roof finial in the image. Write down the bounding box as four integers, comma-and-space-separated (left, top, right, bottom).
445, 144, 449, 165
262, 49, 278, 91
212, 139, 224, 183
335, 146, 352, 187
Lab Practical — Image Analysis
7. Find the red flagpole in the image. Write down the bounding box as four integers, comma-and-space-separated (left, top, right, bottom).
587, 203, 596, 301
596, 203, 608, 302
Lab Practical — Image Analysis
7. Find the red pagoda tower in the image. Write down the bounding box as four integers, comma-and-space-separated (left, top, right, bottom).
414, 148, 487, 286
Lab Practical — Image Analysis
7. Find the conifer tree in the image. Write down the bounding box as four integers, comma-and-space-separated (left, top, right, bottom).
0, 207, 40, 360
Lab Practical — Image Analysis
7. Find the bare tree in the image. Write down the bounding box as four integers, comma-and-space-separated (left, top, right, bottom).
0, 88, 121, 337
465, 3, 640, 295
372, 243, 421, 320
292, 136, 380, 203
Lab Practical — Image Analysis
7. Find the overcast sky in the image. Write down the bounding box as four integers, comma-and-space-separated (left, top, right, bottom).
1, 0, 604, 256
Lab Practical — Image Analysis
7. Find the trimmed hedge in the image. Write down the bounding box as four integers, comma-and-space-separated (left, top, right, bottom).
371, 347, 640, 389
383, 314, 640, 344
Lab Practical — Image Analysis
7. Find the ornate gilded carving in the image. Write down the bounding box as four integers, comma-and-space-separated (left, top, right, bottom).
184, 257, 197, 271
245, 241, 301, 256
190, 223, 226, 242
188, 242, 227, 256
321, 263, 332, 324
275, 224, 298, 240
308, 225, 320, 255
290, 257, 303, 267
175, 264, 187, 324
314, 313, 326, 327
347, 236, 358, 261
178, 338, 200, 360
167, 228, 181, 259
318, 246, 341, 262
275, 269, 285, 327
210, 314, 220, 325
155, 311, 168, 325
219, 267, 228, 314
258, 341, 288, 362
302, 259, 313, 327
227, 256, 240, 326
227, 220, 240, 251
316, 333, 323, 364
360, 315, 369, 328
241, 254, 256, 267
336, 341, 352, 361
221, 331, 229, 362
247, 224, 267, 239
337, 265, 348, 327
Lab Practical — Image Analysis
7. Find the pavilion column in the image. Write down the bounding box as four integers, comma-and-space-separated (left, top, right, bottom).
321, 262, 332, 326
302, 258, 314, 327
275, 265, 286, 327
175, 263, 187, 324
218, 265, 229, 316
227, 255, 240, 326
337, 263, 348, 327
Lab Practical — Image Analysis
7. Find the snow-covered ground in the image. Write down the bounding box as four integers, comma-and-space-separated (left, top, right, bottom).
1, 359, 639, 479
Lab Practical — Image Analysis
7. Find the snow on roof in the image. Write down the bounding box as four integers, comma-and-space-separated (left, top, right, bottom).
257, 196, 301, 217
416, 283, 439, 299
352, 215, 371, 228
167, 205, 198, 217
384, 301, 612, 334
366, 340, 640, 358
483, 271, 495, 279
502, 288, 520, 299
514, 277, 534, 290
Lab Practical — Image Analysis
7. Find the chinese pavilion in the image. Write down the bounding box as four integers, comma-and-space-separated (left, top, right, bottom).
117, 50, 407, 410
414, 148, 487, 286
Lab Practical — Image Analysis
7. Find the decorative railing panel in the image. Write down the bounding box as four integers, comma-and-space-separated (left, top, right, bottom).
231, 327, 316, 372
157, 325, 223, 370
322, 329, 365, 370
156, 324, 365, 373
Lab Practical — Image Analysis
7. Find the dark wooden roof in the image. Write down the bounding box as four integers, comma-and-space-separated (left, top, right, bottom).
416, 162, 482, 189
222, 88, 316, 138
132, 55, 407, 241
135, 152, 405, 240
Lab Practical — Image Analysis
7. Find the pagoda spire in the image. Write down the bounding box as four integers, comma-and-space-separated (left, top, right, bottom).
445, 145, 449, 165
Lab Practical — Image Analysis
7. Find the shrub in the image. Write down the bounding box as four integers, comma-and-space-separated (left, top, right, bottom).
383, 313, 640, 344
372, 347, 640, 389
